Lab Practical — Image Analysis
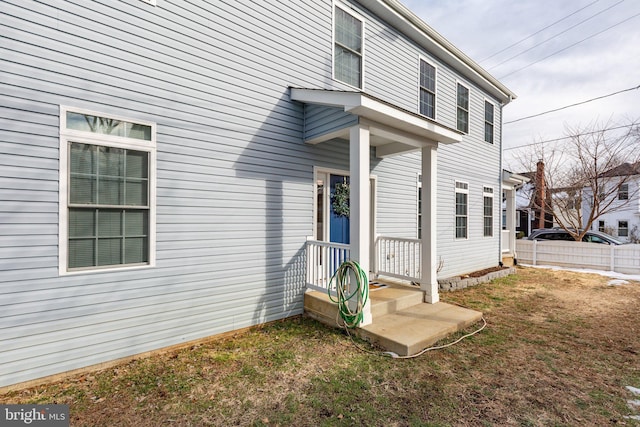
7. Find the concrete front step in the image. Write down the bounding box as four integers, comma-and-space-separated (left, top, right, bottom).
357, 302, 483, 356
304, 283, 424, 328
369, 284, 424, 317
304, 282, 483, 357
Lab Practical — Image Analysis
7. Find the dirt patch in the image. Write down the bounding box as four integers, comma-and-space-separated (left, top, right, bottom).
465, 265, 510, 278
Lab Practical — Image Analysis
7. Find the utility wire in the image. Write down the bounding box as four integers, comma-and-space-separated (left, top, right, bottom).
487, 0, 624, 71
504, 124, 636, 151
479, 0, 601, 63
504, 84, 640, 124
499, 11, 640, 80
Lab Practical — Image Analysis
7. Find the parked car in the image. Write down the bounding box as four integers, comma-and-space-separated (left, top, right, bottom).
527, 228, 625, 245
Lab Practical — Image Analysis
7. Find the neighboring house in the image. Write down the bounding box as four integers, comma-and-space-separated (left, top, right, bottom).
582, 162, 640, 242
0, 0, 515, 388
512, 161, 584, 236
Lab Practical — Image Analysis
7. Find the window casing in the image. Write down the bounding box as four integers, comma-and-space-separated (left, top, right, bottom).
419, 59, 436, 119
59, 107, 156, 274
483, 186, 493, 237
456, 83, 469, 133
334, 5, 363, 89
618, 220, 629, 237
455, 181, 469, 239
618, 183, 629, 200
484, 100, 494, 143
598, 220, 605, 232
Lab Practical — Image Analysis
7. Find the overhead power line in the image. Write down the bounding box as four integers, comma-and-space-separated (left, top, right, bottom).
504, 84, 640, 124
499, 11, 640, 80
487, 0, 624, 71
479, 0, 601, 63
504, 123, 637, 151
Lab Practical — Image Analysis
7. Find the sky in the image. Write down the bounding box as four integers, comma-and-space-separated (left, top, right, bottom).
402, 0, 640, 169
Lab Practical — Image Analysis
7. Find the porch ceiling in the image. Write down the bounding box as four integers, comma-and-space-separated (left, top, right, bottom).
290, 88, 463, 158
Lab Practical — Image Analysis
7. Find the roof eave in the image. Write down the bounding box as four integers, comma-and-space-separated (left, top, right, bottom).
364, 0, 517, 105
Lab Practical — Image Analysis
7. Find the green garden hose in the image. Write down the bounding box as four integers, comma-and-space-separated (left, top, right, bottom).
327, 260, 369, 328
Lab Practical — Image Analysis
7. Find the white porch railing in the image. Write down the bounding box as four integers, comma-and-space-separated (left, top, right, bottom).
501, 229, 511, 253
374, 236, 421, 283
306, 240, 351, 293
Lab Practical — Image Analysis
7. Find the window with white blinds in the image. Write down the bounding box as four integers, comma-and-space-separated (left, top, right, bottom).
60, 107, 156, 273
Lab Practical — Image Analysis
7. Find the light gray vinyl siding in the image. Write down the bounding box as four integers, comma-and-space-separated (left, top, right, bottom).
0, 0, 505, 387
302, 104, 358, 141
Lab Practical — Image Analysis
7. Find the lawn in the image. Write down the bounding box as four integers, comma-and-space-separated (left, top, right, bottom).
2, 266, 639, 426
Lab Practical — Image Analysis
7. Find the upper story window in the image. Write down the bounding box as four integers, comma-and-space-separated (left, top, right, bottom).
334, 5, 363, 89
456, 83, 469, 133
484, 100, 494, 144
618, 220, 629, 237
455, 181, 469, 239
419, 59, 436, 119
59, 107, 156, 274
618, 183, 629, 200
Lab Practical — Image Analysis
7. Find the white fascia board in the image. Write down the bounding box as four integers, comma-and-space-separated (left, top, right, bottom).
347, 98, 461, 144
290, 88, 362, 108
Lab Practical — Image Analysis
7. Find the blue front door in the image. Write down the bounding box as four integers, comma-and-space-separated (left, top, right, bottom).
329, 175, 350, 244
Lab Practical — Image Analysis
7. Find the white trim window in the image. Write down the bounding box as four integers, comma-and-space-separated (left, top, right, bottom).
333, 4, 364, 89
484, 100, 494, 144
456, 82, 469, 133
455, 181, 469, 239
598, 220, 605, 232
618, 183, 629, 200
483, 186, 494, 237
59, 107, 156, 274
419, 58, 436, 119
618, 220, 629, 237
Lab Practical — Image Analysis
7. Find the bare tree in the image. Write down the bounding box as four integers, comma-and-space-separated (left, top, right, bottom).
510, 117, 640, 241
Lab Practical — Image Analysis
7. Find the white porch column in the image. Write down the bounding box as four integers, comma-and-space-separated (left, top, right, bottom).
421, 145, 439, 303
350, 124, 372, 326
505, 187, 516, 257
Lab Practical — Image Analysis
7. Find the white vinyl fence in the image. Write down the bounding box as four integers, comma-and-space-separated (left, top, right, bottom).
516, 240, 640, 274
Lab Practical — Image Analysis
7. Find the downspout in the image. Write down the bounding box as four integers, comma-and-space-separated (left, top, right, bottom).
498, 102, 504, 267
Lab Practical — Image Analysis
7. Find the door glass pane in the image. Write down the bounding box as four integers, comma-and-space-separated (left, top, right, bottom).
317, 177, 325, 240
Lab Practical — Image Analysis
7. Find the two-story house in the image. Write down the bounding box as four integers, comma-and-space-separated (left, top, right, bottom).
583, 162, 640, 242
0, 0, 515, 388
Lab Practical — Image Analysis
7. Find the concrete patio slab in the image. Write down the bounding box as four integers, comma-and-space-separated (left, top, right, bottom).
304, 279, 483, 356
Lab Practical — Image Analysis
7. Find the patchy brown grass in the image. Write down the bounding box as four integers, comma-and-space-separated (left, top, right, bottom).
2, 267, 640, 426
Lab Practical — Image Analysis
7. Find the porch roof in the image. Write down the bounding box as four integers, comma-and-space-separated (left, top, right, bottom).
290, 88, 463, 158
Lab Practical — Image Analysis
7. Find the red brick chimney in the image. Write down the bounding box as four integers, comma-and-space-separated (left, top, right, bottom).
535, 160, 546, 229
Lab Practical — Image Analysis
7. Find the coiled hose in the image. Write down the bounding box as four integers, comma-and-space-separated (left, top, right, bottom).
327, 260, 369, 328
